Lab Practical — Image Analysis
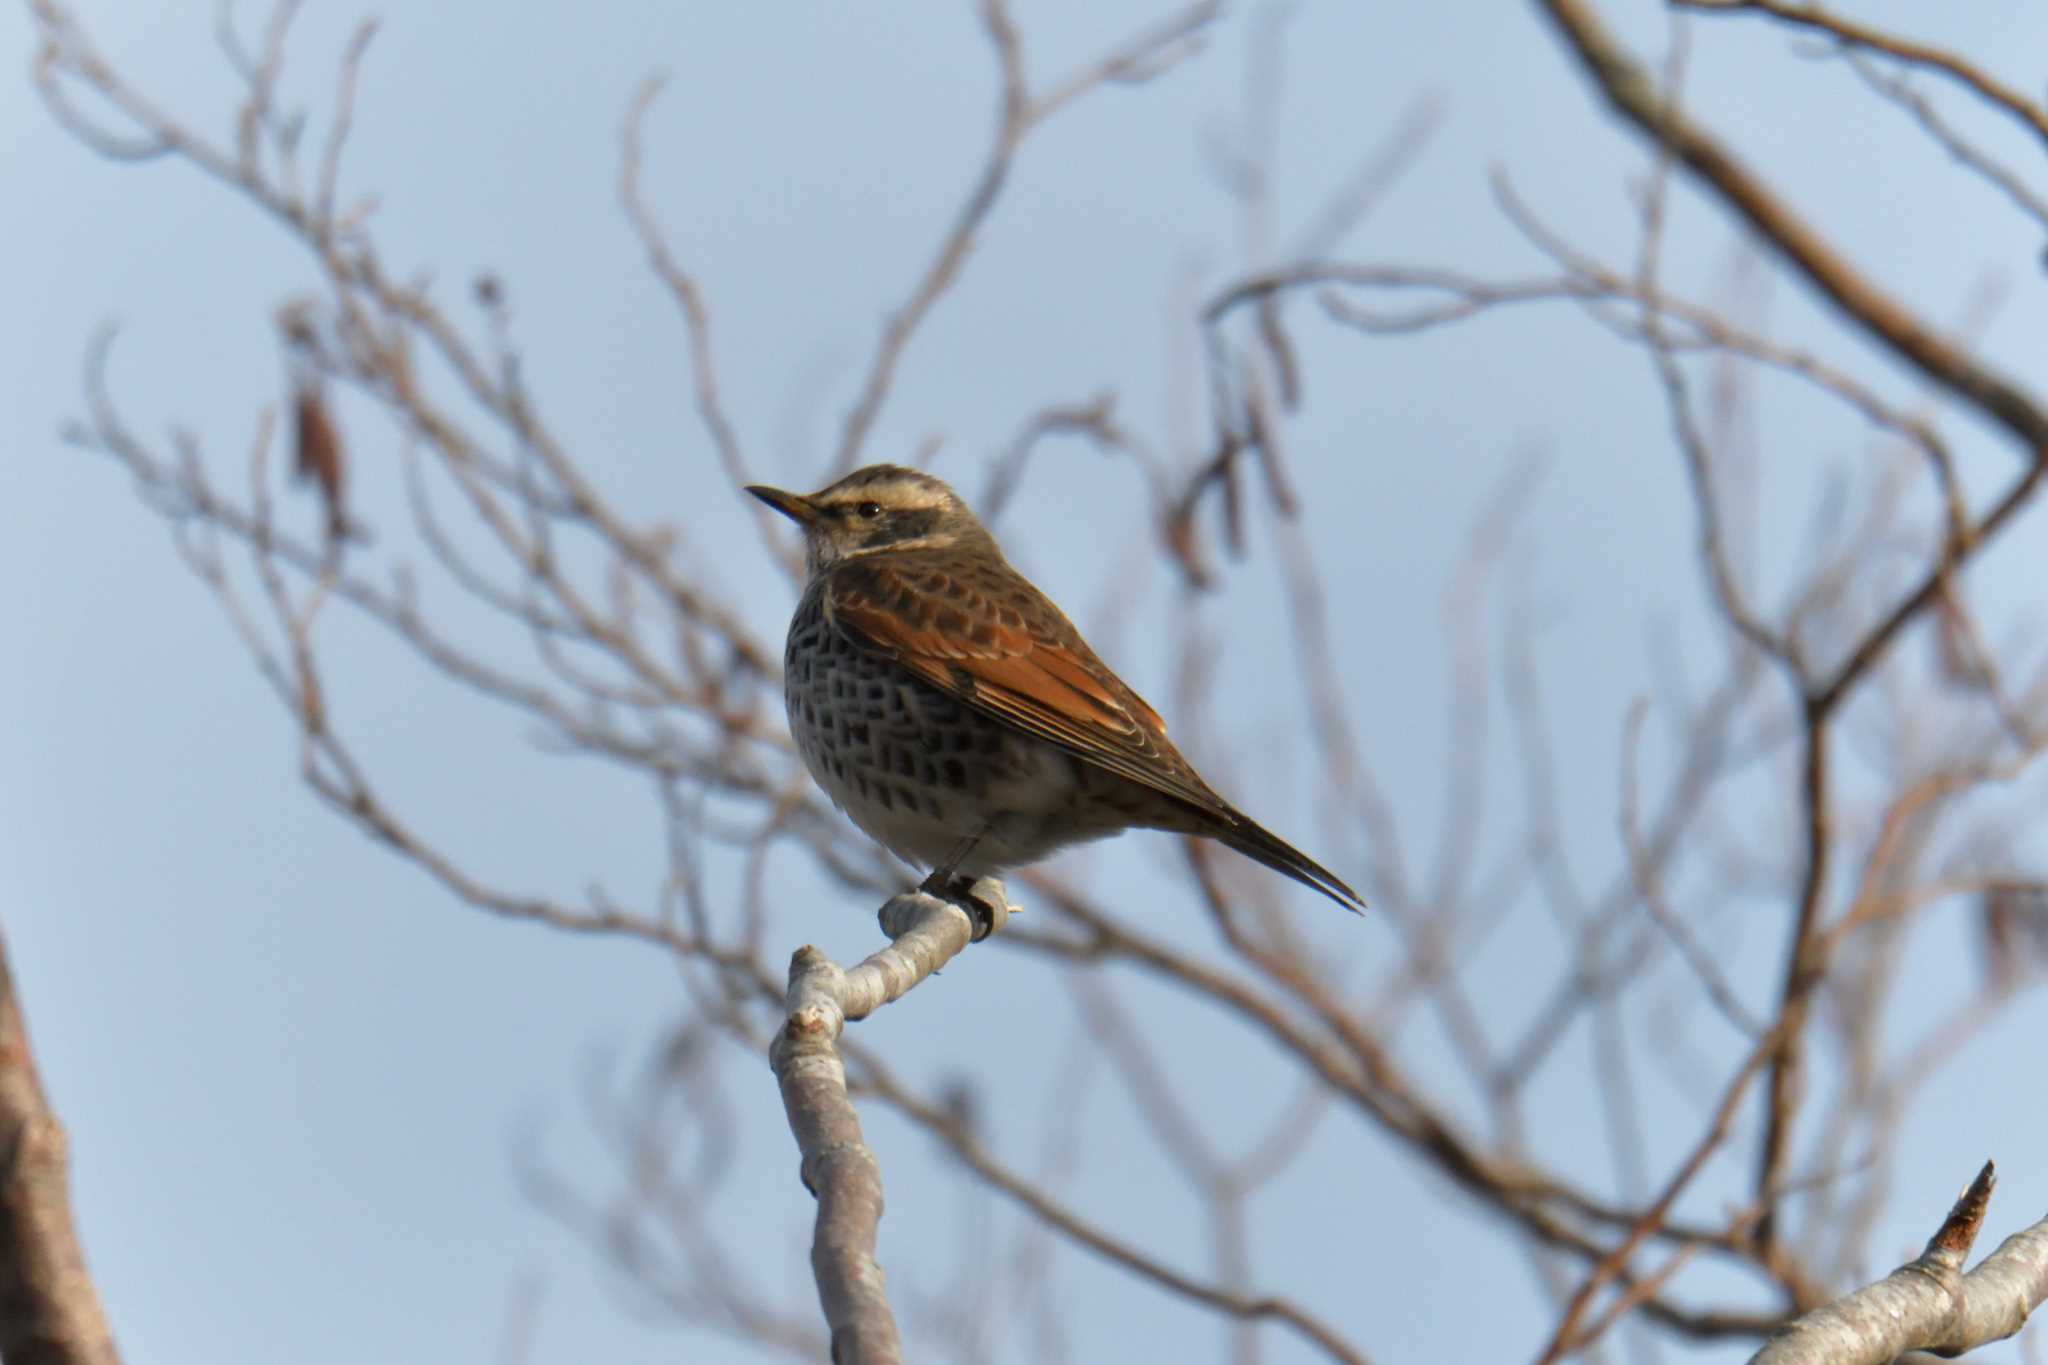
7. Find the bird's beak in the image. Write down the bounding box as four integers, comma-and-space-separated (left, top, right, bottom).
744, 484, 818, 526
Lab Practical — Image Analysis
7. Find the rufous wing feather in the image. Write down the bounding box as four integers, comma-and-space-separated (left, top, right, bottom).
823, 559, 1219, 811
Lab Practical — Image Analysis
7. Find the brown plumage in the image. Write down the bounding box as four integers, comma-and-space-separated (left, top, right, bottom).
292, 383, 347, 542
747, 465, 1363, 911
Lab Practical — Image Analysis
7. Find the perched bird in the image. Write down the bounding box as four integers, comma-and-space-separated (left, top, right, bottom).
746, 465, 1363, 915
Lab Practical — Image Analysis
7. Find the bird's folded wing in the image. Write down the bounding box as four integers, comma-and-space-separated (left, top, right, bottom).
824, 561, 1228, 816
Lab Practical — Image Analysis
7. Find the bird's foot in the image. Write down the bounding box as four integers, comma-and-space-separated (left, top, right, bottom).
915, 872, 1012, 942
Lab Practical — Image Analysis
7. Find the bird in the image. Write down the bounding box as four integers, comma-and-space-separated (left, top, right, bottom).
745, 464, 1364, 918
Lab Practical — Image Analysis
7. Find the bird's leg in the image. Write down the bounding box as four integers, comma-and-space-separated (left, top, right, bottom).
918, 826, 1008, 940
921, 826, 986, 894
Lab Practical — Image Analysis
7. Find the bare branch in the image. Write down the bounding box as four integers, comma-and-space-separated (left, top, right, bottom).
1534, 1020, 1785, 1363
313, 18, 378, 237
830, 0, 1221, 474
1539, 0, 2048, 455
619, 78, 750, 491
1753, 1162, 2048, 1365
1675, 0, 2048, 155
770, 886, 1011, 1361
846, 1031, 1375, 1365
0, 928, 121, 1365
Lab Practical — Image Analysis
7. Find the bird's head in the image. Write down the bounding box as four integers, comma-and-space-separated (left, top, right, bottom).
745, 465, 995, 574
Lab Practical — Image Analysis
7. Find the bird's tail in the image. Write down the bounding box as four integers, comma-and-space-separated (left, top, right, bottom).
1212, 815, 1366, 913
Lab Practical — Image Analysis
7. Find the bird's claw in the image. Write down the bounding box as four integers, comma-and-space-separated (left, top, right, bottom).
916, 872, 1012, 941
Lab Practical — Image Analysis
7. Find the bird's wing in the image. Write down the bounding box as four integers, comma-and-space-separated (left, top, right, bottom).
824, 552, 1369, 911
822, 556, 1227, 815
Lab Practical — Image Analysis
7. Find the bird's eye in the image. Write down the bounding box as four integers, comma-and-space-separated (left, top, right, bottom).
856, 501, 884, 520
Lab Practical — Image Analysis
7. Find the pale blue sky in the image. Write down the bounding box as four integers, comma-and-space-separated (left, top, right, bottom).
6, 2, 2048, 1362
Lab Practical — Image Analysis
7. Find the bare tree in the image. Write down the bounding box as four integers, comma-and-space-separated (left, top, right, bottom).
21, 1, 2048, 1361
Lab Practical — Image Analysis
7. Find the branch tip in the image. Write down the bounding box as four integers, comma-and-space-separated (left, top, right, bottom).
1927, 1160, 1997, 1258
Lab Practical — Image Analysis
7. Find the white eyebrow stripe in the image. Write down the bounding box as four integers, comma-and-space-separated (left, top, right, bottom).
829, 484, 951, 513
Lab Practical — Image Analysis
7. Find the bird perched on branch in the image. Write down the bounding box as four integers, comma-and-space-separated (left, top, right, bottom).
747, 465, 1363, 923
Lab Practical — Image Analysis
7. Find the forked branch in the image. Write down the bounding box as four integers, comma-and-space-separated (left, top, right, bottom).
770, 885, 1012, 1364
